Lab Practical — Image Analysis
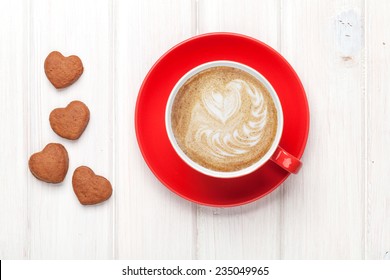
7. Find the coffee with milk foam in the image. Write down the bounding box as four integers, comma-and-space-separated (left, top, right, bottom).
171, 66, 278, 172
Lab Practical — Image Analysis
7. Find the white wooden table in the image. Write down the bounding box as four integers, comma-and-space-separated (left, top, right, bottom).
0, 0, 389, 260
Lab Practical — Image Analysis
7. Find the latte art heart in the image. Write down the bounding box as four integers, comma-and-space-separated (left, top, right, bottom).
197, 79, 267, 158
202, 85, 241, 124
171, 66, 278, 172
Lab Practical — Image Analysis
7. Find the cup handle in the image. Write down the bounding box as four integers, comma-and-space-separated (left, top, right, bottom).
271, 146, 302, 174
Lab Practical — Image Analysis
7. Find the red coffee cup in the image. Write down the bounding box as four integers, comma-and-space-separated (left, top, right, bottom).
165, 60, 302, 178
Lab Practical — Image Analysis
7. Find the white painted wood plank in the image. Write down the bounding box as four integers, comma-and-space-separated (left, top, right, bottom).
366, 0, 390, 260
281, 0, 365, 259
28, 0, 113, 259
0, 0, 29, 259
2, 0, 383, 260
114, 0, 196, 259
197, 0, 281, 259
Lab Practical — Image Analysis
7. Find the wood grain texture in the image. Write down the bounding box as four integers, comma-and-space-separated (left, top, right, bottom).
0, 0, 29, 259
197, 0, 282, 259
280, 0, 365, 259
114, 0, 196, 259
28, 0, 113, 259
366, 0, 390, 260
1, 0, 390, 260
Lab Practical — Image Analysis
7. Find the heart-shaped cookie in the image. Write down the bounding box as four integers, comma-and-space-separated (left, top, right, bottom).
28, 143, 69, 183
72, 166, 112, 205
49, 101, 90, 140
44, 51, 83, 89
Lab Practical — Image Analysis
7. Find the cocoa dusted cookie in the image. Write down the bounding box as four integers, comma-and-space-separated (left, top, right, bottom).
44, 51, 83, 89
28, 143, 69, 183
72, 166, 112, 205
49, 101, 90, 140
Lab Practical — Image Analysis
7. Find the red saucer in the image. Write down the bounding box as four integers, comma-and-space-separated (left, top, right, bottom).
135, 33, 309, 207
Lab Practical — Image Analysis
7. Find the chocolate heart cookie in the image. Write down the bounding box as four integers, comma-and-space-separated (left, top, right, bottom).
49, 101, 90, 140
44, 51, 83, 89
72, 166, 112, 205
28, 143, 69, 183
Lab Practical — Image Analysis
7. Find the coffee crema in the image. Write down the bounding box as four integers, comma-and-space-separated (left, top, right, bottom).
171, 66, 278, 172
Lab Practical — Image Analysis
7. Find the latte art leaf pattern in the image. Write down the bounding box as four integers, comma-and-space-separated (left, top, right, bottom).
189, 79, 267, 159
171, 66, 278, 172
